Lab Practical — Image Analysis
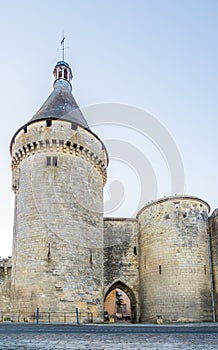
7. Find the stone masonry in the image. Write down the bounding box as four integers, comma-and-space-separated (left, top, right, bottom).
137, 196, 212, 323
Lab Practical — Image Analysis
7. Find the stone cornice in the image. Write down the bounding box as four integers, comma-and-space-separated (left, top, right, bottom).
11, 139, 107, 185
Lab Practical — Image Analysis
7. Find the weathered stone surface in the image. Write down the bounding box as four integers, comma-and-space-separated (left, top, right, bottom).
8, 119, 218, 324
104, 218, 139, 320
137, 196, 212, 323
10, 120, 106, 322
0, 258, 12, 316
209, 209, 218, 320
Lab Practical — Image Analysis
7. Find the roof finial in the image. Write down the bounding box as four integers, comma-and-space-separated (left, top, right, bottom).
61, 32, 65, 61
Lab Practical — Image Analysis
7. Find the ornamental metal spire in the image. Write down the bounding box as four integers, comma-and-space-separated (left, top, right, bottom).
61, 33, 65, 61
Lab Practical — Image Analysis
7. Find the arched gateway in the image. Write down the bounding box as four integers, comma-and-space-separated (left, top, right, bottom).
104, 281, 137, 323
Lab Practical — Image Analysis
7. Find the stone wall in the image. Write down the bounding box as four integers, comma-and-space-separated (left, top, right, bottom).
0, 258, 12, 318
209, 209, 218, 320
137, 196, 212, 323
104, 218, 139, 321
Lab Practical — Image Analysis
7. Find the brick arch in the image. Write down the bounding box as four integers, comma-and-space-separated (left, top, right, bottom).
104, 281, 137, 323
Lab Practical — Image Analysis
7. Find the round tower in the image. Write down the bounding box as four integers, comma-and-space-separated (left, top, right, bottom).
137, 196, 212, 323
209, 209, 218, 321
10, 61, 108, 322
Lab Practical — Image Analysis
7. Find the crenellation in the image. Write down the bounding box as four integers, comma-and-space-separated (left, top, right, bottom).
11, 133, 107, 185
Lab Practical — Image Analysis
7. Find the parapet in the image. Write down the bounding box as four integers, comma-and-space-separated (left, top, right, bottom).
136, 195, 210, 218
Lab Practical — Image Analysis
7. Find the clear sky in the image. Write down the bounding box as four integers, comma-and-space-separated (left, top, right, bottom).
0, 0, 217, 257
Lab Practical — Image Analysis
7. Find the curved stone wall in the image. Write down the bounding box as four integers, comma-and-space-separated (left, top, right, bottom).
209, 209, 218, 320
11, 120, 107, 321
137, 196, 212, 323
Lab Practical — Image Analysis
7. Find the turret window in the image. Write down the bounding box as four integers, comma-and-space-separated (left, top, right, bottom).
58, 69, 62, 78
64, 69, 67, 79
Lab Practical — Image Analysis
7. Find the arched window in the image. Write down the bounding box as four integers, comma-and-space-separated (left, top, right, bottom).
58, 69, 62, 78
64, 69, 68, 79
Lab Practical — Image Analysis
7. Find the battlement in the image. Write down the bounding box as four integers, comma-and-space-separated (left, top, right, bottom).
11, 120, 107, 186
136, 195, 210, 220
0, 257, 12, 268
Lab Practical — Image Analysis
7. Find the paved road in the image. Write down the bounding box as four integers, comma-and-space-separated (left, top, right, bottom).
0, 323, 217, 349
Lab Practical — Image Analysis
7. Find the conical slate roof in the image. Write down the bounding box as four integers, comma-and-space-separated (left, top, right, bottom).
10, 61, 109, 158
30, 72, 89, 129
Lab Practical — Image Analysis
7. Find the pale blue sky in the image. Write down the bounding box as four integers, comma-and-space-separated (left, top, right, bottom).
0, 0, 217, 257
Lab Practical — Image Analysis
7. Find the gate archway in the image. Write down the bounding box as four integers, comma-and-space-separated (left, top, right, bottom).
104, 281, 137, 323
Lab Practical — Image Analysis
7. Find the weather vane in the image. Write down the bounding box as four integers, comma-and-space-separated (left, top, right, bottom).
59, 32, 69, 61
61, 34, 65, 61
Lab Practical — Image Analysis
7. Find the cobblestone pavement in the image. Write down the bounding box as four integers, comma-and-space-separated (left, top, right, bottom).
0, 323, 218, 349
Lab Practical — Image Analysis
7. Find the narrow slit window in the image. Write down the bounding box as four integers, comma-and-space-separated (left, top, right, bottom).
90, 249, 93, 266
144, 256, 146, 268
133, 246, 137, 256
159, 265, 162, 275
48, 243, 51, 260
204, 265, 207, 275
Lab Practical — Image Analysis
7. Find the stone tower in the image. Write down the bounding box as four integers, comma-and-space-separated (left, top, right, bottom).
209, 209, 218, 320
10, 61, 108, 321
137, 196, 213, 322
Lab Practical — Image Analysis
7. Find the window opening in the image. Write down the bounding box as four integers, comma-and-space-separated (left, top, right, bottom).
90, 249, 93, 266
58, 70, 62, 78
47, 157, 51, 166
47, 156, 58, 167
53, 157, 58, 167
64, 69, 67, 79
48, 243, 51, 260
